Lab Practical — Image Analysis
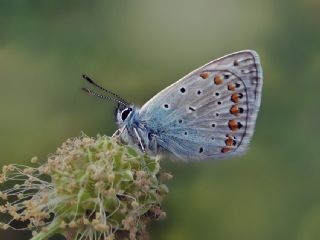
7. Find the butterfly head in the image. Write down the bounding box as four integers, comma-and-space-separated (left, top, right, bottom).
115, 105, 136, 128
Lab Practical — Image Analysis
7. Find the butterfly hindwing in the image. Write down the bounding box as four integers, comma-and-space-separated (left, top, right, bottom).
138, 50, 262, 160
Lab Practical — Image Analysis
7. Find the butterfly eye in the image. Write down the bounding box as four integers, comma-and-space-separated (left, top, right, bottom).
121, 108, 132, 121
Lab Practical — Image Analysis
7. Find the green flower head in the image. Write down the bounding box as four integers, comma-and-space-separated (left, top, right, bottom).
0, 135, 171, 240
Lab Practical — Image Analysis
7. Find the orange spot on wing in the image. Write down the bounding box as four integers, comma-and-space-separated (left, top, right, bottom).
228, 84, 235, 91
225, 136, 234, 146
200, 72, 209, 79
228, 120, 238, 131
231, 93, 239, 103
221, 147, 232, 153
230, 105, 239, 116
214, 75, 223, 85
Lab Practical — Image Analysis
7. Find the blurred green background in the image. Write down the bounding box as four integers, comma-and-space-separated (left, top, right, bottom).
0, 0, 320, 239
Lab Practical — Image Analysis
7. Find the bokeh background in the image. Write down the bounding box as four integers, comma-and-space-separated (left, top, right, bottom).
1, 1, 320, 239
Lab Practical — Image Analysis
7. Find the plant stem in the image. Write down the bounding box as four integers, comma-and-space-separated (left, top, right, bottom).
30, 217, 62, 240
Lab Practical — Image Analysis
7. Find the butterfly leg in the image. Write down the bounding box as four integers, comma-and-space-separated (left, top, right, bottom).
112, 125, 126, 139
133, 127, 145, 152
148, 134, 158, 156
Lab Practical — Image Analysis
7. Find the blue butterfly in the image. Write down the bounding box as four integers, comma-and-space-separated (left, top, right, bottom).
83, 50, 263, 160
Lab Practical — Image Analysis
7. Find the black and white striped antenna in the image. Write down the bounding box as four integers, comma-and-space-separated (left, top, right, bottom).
82, 74, 129, 107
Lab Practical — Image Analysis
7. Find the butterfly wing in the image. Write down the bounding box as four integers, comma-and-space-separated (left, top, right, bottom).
138, 50, 262, 160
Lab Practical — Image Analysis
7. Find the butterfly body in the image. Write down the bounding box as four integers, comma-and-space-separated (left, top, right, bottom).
85, 50, 263, 161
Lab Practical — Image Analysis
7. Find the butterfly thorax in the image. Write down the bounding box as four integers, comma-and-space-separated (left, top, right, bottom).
116, 106, 159, 155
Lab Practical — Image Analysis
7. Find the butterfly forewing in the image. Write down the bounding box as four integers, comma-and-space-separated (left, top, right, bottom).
138, 50, 262, 160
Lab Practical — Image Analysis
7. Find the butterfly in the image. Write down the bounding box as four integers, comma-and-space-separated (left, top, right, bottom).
82, 50, 263, 160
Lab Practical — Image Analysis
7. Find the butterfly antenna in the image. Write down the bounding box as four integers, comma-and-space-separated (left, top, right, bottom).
82, 87, 128, 107
82, 74, 129, 105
